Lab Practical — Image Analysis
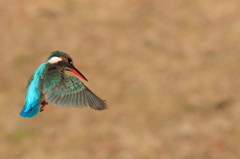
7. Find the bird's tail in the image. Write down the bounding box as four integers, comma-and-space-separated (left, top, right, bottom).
20, 105, 41, 118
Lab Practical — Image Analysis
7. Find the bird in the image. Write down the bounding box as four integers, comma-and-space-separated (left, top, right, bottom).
20, 51, 108, 118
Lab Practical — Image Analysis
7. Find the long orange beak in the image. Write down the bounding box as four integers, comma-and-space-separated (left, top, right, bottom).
71, 65, 88, 81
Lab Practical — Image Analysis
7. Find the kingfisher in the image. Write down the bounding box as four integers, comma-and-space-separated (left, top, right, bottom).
20, 51, 108, 118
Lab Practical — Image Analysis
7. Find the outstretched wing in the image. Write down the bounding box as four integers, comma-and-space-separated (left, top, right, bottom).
42, 70, 107, 110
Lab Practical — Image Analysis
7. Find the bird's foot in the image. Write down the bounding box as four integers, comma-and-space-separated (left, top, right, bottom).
40, 105, 46, 112
40, 101, 48, 112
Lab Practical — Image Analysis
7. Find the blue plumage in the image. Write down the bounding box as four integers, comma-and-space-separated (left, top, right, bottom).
20, 63, 46, 118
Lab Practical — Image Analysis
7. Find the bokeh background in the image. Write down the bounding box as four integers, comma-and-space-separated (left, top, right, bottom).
1, 0, 240, 159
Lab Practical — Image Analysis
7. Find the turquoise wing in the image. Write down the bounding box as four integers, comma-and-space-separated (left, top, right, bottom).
42, 70, 107, 110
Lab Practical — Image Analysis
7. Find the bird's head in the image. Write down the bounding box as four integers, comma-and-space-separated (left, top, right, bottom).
47, 51, 88, 81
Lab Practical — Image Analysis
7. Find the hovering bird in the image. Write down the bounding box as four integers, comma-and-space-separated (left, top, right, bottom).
20, 51, 107, 118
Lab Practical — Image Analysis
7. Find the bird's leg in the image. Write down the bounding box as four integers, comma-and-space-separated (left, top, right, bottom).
40, 101, 48, 112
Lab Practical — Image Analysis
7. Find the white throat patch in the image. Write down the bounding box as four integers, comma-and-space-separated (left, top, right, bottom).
48, 56, 62, 64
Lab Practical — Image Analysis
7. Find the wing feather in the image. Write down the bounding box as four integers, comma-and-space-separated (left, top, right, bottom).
62, 95, 69, 107
43, 70, 107, 110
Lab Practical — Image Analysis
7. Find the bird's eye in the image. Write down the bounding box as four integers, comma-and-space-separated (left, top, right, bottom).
69, 60, 73, 65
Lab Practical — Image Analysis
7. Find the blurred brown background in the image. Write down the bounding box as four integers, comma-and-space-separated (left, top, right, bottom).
0, 0, 240, 159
